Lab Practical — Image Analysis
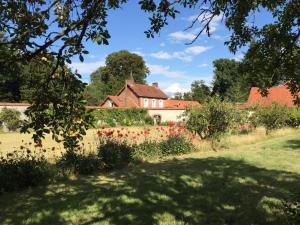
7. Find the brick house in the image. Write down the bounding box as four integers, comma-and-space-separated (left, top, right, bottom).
244, 85, 300, 108
101, 80, 200, 109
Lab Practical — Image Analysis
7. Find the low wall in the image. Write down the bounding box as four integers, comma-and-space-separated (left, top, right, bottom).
0, 103, 30, 120
0, 103, 187, 123
148, 109, 186, 122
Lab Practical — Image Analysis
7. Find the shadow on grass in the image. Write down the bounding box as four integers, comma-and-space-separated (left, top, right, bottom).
284, 139, 300, 150
1, 157, 300, 225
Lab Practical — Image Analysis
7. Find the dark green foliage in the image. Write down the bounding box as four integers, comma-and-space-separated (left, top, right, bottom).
211, 59, 251, 102
93, 108, 153, 127
0, 152, 52, 193
85, 50, 149, 104
160, 135, 194, 156
185, 97, 238, 140
172, 80, 210, 103
283, 193, 300, 225
0, 107, 22, 131
98, 141, 132, 169
286, 108, 300, 128
132, 141, 162, 161
58, 151, 103, 175
256, 103, 289, 135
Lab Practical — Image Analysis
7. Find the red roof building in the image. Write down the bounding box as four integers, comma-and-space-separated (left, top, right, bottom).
245, 85, 299, 108
101, 80, 199, 109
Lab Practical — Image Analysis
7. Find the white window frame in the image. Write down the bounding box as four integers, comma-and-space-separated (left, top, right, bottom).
143, 98, 149, 107
152, 99, 156, 108
159, 100, 164, 108
108, 100, 113, 107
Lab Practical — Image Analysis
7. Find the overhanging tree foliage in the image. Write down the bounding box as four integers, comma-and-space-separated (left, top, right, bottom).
0, 0, 299, 146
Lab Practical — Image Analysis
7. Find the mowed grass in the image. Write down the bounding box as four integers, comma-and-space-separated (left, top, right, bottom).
0, 128, 299, 225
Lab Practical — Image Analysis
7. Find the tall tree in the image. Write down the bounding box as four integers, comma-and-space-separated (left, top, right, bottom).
171, 80, 210, 103
85, 50, 149, 105
211, 59, 251, 102
190, 80, 211, 103
1, 0, 299, 143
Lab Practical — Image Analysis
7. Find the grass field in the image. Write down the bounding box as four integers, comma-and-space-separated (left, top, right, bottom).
0, 128, 299, 225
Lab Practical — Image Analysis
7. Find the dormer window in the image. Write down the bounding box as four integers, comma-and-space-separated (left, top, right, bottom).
144, 98, 149, 107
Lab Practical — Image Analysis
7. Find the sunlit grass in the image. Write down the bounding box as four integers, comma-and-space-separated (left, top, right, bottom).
0, 128, 299, 225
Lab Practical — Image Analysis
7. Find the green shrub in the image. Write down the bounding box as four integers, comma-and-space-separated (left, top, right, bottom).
256, 103, 289, 134
93, 108, 153, 127
185, 96, 238, 140
58, 151, 103, 175
286, 107, 300, 127
98, 141, 132, 169
0, 107, 22, 131
160, 135, 194, 156
0, 151, 52, 193
132, 140, 162, 160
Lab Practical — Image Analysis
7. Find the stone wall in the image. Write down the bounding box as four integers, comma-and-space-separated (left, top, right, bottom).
0, 103, 187, 123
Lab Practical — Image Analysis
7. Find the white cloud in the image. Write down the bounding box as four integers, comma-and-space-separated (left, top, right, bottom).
198, 63, 209, 68
132, 51, 145, 57
150, 51, 192, 62
160, 42, 166, 47
70, 60, 104, 75
170, 14, 223, 42
164, 83, 189, 94
147, 64, 188, 78
150, 51, 173, 60
150, 45, 211, 62
168, 30, 197, 42
185, 46, 212, 55
233, 53, 244, 61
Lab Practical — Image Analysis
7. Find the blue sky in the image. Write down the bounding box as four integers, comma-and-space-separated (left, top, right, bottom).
69, 3, 269, 96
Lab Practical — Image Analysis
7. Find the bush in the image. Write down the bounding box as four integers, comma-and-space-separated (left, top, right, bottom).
0, 107, 22, 131
286, 108, 300, 127
185, 96, 238, 140
98, 141, 132, 169
93, 108, 153, 127
160, 135, 194, 156
0, 151, 52, 193
58, 151, 103, 175
256, 103, 289, 134
132, 140, 162, 160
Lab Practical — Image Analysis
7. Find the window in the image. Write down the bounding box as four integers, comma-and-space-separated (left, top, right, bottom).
108, 100, 113, 107
144, 98, 149, 107
159, 100, 163, 108
152, 99, 156, 108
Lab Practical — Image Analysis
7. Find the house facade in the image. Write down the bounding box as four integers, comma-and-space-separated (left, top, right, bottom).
101, 80, 200, 109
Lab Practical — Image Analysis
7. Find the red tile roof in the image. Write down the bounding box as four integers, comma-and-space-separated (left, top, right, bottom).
165, 100, 200, 109
128, 83, 168, 99
0, 102, 31, 106
104, 95, 138, 107
245, 85, 299, 108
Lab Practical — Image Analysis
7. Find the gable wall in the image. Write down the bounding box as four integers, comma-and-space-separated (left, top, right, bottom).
118, 86, 139, 107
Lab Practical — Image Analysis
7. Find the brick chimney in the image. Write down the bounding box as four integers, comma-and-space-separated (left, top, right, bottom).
152, 82, 158, 88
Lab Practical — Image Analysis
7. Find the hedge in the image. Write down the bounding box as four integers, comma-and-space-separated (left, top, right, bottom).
92, 108, 153, 127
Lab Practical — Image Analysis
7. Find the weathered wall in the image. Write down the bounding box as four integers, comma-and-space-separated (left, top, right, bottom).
148, 109, 186, 122
119, 86, 140, 107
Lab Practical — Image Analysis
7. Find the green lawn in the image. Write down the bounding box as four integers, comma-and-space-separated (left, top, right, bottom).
0, 131, 299, 225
